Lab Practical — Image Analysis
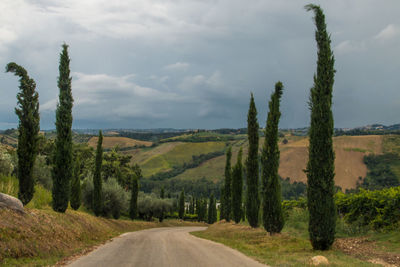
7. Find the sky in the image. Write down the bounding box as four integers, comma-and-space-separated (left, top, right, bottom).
0, 0, 399, 130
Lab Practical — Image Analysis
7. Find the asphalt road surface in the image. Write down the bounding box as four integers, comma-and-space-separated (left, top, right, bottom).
67, 226, 267, 267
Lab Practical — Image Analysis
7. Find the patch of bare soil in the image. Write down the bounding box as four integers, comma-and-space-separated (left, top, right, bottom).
334, 237, 400, 267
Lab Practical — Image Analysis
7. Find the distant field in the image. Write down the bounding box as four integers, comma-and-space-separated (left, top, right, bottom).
279, 135, 383, 190
88, 136, 153, 149
136, 141, 227, 177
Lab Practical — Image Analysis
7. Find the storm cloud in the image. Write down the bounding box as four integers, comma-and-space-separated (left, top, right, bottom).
0, 0, 399, 129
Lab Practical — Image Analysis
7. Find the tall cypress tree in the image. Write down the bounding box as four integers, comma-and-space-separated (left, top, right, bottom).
262, 82, 284, 234
220, 187, 225, 220
305, 4, 336, 250
223, 146, 232, 222
70, 154, 81, 210
160, 186, 165, 199
208, 194, 217, 224
179, 189, 185, 219
6, 63, 40, 205
52, 44, 74, 213
246, 93, 260, 228
93, 130, 103, 216
232, 147, 243, 224
129, 168, 139, 220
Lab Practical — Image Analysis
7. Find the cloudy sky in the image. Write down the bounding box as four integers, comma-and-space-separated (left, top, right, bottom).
0, 0, 399, 130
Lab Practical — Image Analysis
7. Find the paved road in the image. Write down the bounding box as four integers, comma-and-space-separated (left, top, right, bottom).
67, 226, 267, 267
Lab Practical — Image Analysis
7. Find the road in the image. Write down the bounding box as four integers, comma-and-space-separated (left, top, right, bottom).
67, 226, 267, 267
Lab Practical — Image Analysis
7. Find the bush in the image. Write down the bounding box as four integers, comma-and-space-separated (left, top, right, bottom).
82, 176, 129, 218
336, 187, 400, 230
102, 178, 129, 219
137, 192, 172, 221
0, 146, 15, 176
33, 155, 52, 190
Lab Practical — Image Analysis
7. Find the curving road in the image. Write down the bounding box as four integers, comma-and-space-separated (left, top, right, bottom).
67, 226, 267, 267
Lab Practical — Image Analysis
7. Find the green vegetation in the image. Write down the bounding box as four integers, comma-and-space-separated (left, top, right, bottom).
305, 4, 336, 250
129, 171, 139, 220
141, 141, 226, 177
207, 193, 217, 224
246, 93, 260, 228
93, 130, 103, 216
179, 189, 185, 219
6, 62, 40, 205
70, 154, 81, 210
223, 146, 232, 221
262, 81, 284, 234
52, 44, 74, 213
231, 148, 243, 223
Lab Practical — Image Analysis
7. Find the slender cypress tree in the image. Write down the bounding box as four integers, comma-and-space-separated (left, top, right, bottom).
160, 186, 165, 199
262, 82, 284, 234
246, 93, 260, 228
129, 170, 139, 220
70, 154, 81, 210
305, 4, 336, 250
232, 147, 243, 224
93, 130, 103, 216
52, 44, 74, 213
220, 187, 225, 220
179, 189, 185, 219
223, 146, 232, 221
6, 63, 40, 205
208, 194, 217, 224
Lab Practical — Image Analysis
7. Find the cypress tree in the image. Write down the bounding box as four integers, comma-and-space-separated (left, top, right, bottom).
262, 82, 284, 234
223, 147, 232, 221
160, 186, 165, 199
246, 93, 260, 228
178, 189, 185, 219
93, 130, 103, 216
232, 147, 243, 224
305, 4, 336, 250
208, 194, 217, 224
6, 63, 40, 205
70, 154, 81, 210
129, 169, 139, 220
52, 44, 74, 213
219, 187, 225, 220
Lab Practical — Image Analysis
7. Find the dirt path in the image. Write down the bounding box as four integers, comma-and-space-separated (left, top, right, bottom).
66, 227, 267, 267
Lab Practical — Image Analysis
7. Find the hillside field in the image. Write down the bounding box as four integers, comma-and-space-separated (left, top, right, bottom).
106, 134, 394, 191
88, 136, 153, 149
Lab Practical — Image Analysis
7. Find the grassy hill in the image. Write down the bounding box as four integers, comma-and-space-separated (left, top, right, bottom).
105, 133, 395, 192
88, 136, 153, 150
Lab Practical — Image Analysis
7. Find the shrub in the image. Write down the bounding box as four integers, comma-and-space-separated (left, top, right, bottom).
137, 192, 172, 221
0, 146, 15, 176
102, 178, 129, 219
33, 155, 52, 190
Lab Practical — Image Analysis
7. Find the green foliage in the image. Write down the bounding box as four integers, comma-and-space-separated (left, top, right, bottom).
6, 62, 40, 205
305, 4, 336, 250
208, 194, 217, 224
178, 189, 185, 219
70, 155, 81, 210
102, 178, 129, 219
231, 148, 243, 223
129, 166, 141, 220
0, 146, 15, 176
280, 177, 307, 200
223, 146, 232, 221
93, 130, 103, 216
160, 186, 165, 199
336, 188, 400, 230
137, 192, 172, 221
262, 81, 284, 234
102, 148, 133, 189
360, 153, 400, 190
52, 44, 74, 213
197, 198, 208, 222
246, 93, 260, 228
33, 155, 52, 191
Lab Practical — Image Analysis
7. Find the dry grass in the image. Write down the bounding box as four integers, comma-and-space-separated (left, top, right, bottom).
0, 208, 205, 266
192, 221, 378, 267
88, 137, 152, 149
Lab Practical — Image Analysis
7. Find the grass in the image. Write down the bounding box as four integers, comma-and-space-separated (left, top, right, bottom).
0, 175, 52, 209
191, 208, 393, 267
141, 141, 226, 177
343, 147, 369, 153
